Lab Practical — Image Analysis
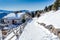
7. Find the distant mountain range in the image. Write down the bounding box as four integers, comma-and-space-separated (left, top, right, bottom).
0, 10, 29, 19
0, 10, 29, 13
0, 10, 13, 13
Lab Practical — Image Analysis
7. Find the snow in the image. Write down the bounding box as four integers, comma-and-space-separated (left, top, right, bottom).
4, 32, 17, 40
4, 13, 16, 18
3, 12, 25, 19
3, 10, 60, 40
38, 10, 60, 28
19, 17, 59, 40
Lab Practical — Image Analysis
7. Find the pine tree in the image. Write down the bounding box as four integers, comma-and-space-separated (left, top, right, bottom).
31, 12, 35, 18
48, 5, 53, 11
22, 19, 26, 23
54, 0, 59, 10
44, 6, 48, 12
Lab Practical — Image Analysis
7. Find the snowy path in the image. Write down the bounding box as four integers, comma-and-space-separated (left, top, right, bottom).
19, 17, 59, 40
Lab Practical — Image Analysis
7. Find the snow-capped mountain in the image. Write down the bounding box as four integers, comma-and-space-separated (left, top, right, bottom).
0, 10, 13, 13
3, 12, 25, 19
0, 10, 29, 19
0, 10, 29, 13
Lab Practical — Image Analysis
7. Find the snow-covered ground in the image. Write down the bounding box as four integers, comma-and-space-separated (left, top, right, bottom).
19, 17, 59, 40
3, 10, 60, 40
19, 10, 60, 40
38, 10, 60, 28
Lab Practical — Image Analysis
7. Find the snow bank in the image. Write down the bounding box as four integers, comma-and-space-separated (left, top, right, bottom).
19, 17, 59, 40
38, 10, 60, 28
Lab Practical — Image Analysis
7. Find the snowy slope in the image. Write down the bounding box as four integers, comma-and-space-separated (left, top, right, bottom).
19, 17, 59, 40
37, 10, 55, 25
3, 10, 60, 40
4, 13, 16, 18
3, 12, 25, 19
38, 10, 60, 28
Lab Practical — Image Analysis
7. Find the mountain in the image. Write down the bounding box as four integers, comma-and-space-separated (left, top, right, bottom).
0, 10, 14, 13
0, 10, 13, 19
19, 10, 29, 12
0, 10, 29, 19
0, 13, 9, 19
0, 10, 29, 13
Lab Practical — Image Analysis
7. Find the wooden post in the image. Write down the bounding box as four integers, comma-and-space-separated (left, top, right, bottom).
0, 30, 2, 40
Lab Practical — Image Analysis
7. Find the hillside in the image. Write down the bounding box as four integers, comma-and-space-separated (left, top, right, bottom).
19, 10, 60, 40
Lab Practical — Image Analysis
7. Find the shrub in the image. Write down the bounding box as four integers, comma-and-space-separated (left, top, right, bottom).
22, 19, 26, 23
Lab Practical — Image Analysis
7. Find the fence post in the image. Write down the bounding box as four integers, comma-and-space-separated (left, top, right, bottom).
0, 30, 2, 40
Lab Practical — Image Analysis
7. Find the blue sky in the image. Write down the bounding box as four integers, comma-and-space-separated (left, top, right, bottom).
0, 0, 55, 11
